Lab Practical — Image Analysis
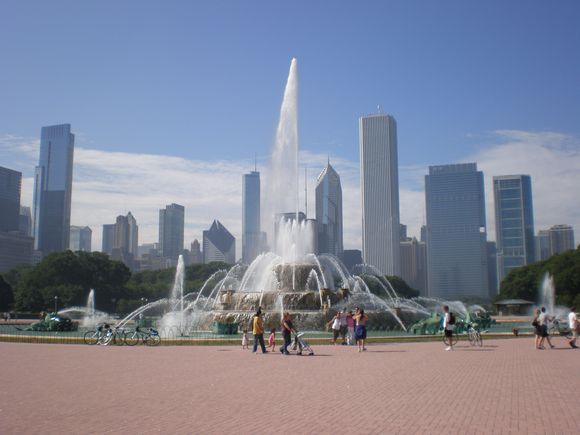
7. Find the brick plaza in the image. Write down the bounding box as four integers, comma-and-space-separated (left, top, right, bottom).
1, 338, 578, 434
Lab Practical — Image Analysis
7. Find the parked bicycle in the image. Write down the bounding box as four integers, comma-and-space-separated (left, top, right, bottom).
466, 323, 483, 347
84, 323, 112, 345
124, 326, 161, 346
101, 326, 126, 346
549, 319, 572, 338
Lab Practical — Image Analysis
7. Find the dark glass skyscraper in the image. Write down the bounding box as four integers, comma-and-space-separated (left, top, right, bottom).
159, 203, 184, 264
425, 163, 488, 299
33, 124, 75, 254
493, 175, 535, 283
0, 166, 22, 232
315, 162, 343, 256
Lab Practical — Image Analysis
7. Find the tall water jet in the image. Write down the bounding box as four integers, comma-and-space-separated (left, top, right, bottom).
265, 58, 300, 256
539, 272, 555, 315
86, 289, 95, 316
171, 255, 185, 334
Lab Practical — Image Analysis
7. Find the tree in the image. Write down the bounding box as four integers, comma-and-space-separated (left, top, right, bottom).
13, 251, 131, 312
498, 246, 580, 305
0, 274, 14, 311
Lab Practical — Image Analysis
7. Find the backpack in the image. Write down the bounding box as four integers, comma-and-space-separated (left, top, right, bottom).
448, 312, 456, 325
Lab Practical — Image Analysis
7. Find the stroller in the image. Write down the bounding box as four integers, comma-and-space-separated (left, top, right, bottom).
291, 332, 314, 356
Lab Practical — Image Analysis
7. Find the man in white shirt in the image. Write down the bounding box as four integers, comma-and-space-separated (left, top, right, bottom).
568, 306, 578, 349
442, 305, 455, 351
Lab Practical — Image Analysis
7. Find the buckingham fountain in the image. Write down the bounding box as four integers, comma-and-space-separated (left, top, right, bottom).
114, 58, 484, 338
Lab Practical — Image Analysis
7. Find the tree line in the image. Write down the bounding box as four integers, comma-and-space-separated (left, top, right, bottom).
498, 245, 580, 307
0, 251, 229, 315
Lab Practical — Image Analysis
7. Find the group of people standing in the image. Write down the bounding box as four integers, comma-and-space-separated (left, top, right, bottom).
243, 306, 370, 354
532, 306, 578, 350
327, 307, 369, 351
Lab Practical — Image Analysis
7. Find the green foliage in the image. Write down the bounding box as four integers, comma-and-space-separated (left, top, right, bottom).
385, 275, 420, 298
363, 274, 419, 299
120, 262, 231, 314
498, 246, 580, 306
0, 274, 14, 311
13, 251, 131, 312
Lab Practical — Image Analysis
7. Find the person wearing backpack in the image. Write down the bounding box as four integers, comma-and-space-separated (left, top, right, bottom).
443, 305, 455, 351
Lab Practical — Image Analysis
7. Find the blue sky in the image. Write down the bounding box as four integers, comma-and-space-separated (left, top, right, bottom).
1, 1, 579, 253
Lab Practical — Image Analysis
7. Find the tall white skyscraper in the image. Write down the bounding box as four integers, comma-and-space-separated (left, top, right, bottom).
315, 162, 343, 256
242, 170, 262, 263
33, 124, 75, 254
359, 113, 400, 275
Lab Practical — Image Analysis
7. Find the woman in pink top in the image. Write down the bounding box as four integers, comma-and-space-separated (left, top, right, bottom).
346, 310, 355, 345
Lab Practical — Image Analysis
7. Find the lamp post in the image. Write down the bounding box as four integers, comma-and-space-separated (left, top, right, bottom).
54, 295, 58, 313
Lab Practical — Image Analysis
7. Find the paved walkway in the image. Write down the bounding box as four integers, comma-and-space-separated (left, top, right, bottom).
1, 338, 578, 434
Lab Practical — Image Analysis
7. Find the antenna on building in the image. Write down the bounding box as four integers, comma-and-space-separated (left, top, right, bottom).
377, 104, 381, 113
254, 153, 257, 172
304, 166, 308, 218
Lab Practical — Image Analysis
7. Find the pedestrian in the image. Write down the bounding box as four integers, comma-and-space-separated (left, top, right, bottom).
442, 305, 455, 351
339, 308, 348, 345
327, 311, 341, 345
538, 307, 555, 349
346, 310, 355, 345
532, 308, 543, 349
252, 307, 267, 354
568, 306, 578, 349
241, 328, 249, 350
353, 307, 368, 352
268, 328, 277, 352
280, 312, 295, 355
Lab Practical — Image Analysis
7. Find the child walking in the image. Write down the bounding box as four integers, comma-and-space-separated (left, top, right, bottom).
268, 328, 276, 352
241, 328, 249, 350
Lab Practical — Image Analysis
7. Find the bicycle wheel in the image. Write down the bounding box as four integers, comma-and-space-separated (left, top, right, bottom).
124, 331, 140, 346
145, 334, 161, 346
475, 331, 483, 347
84, 330, 99, 345
468, 330, 476, 346
102, 332, 114, 346
451, 332, 458, 346
113, 333, 125, 346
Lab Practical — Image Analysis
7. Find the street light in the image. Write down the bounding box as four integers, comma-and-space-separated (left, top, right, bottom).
54, 295, 58, 313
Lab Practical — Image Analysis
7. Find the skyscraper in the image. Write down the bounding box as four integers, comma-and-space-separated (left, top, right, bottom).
127, 212, 139, 257
315, 162, 343, 256
159, 203, 184, 264
19, 206, 32, 237
0, 166, 33, 272
493, 175, 535, 282
400, 237, 428, 295
102, 224, 115, 255
547, 224, 575, 255
535, 230, 551, 261
190, 239, 203, 264
203, 220, 235, 264
425, 163, 488, 299
0, 166, 22, 232
242, 170, 262, 263
33, 124, 75, 254
69, 226, 92, 252
359, 113, 400, 275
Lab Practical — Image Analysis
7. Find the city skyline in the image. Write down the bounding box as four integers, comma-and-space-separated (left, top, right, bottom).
1, 2, 579, 260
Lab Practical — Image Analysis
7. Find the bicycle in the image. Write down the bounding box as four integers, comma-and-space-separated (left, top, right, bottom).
84, 324, 112, 345
124, 326, 161, 346
548, 319, 572, 339
102, 326, 127, 346
466, 323, 483, 347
